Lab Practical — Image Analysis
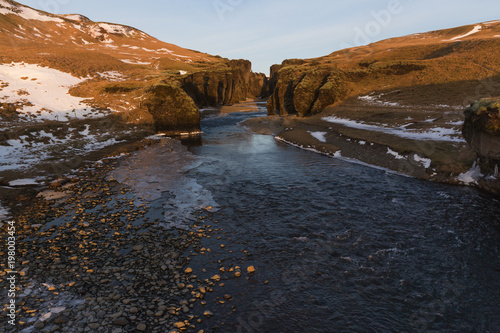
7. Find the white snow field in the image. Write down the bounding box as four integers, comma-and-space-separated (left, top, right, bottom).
0, 63, 104, 121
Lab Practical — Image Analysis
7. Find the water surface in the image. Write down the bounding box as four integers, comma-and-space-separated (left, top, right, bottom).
179, 111, 499, 332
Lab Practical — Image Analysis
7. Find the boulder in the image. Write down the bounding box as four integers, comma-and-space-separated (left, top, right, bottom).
142, 81, 200, 134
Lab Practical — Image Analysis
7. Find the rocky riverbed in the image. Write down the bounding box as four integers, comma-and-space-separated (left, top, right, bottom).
0, 136, 257, 333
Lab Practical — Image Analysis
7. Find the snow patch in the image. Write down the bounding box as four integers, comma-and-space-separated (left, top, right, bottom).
457, 161, 483, 185
0, 0, 64, 22
449, 25, 482, 41
0, 127, 125, 172
483, 20, 500, 25
358, 93, 399, 107
61, 14, 85, 22
322, 116, 464, 142
120, 59, 151, 65
387, 148, 405, 160
413, 154, 432, 169
9, 178, 43, 186
79, 124, 90, 136
96, 71, 126, 82
308, 131, 327, 143
0, 63, 98, 121
98, 23, 134, 36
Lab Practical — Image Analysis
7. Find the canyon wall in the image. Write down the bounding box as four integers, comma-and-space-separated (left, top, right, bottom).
182, 60, 268, 107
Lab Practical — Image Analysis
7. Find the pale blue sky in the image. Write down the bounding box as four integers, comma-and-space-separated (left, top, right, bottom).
20, 0, 500, 74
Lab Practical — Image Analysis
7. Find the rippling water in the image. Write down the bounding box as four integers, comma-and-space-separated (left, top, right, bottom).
179, 111, 500, 332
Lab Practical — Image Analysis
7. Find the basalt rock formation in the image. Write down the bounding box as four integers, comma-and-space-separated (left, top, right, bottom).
182, 60, 268, 107
267, 63, 347, 117
463, 98, 500, 174
142, 82, 200, 134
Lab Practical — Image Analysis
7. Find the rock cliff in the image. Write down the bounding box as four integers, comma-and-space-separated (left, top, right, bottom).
182, 60, 268, 107
463, 98, 500, 188
267, 63, 347, 117
463, 98, 500, 159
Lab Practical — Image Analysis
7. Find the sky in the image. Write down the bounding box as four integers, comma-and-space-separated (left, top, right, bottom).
18, 0, 500, 74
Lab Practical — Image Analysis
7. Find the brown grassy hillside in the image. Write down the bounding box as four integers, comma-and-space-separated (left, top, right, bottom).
268, 21, 500, 117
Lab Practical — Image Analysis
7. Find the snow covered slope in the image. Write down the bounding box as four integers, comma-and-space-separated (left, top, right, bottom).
0, 0, 219, 66
0, 62, 102, 121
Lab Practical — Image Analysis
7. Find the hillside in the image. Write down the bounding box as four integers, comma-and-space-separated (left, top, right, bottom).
0, 0, 222, 72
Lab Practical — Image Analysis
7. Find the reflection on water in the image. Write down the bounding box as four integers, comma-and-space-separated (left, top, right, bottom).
112, 137, 218, 229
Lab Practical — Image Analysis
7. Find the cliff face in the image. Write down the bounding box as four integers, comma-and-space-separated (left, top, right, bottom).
463, 98, 500, 165
267, 62, 347, 117
138, 60, 268, 134
182, 60, 268, 107
266, 60, 431, 117
462, 98, 500, 195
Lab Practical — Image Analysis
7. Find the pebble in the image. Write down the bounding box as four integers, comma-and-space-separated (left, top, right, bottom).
112, 317, 129, 326
54, 315, 69, 324
174, 322, 186, 329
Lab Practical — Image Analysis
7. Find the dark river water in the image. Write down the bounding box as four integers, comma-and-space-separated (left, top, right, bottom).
176, 110, 500, 333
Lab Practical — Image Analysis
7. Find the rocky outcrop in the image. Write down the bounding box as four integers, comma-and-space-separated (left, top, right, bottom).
182, 60, 268, 107
463, 98, 500, 194
142, 81, 200, 134
463, 98, 500, 160
266, 58, 432, 118
267, 64, 347, 117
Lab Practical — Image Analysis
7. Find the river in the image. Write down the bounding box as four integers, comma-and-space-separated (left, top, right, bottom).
156, 109, 500, 332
